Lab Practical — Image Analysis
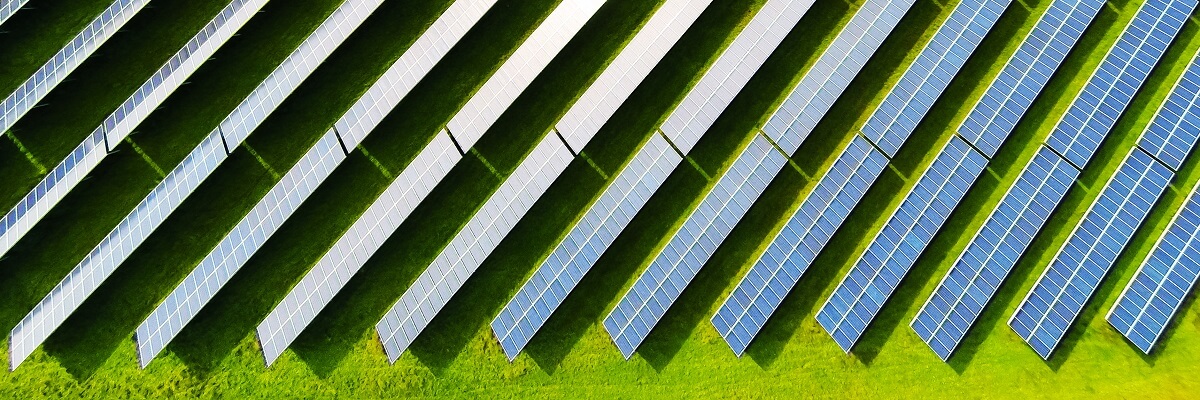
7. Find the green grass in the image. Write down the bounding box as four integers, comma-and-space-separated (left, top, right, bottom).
2, 0, 1200, 397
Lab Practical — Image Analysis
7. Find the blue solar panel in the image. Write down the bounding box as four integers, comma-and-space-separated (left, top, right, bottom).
0, 0, 31, 28
1137, 51, 1200, 171
957, 0, 1105, 157
1011, 148, 1173, 359
1044, 0, 1194, 169
815, 136, 986, 352
1108, 185, 1200, 353
712, 135, 889, 355
605, 134, 788, 358
911, 145, 1077, 360
861, 0, 1011, 157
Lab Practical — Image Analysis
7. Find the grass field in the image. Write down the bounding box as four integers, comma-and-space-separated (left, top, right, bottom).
1, 0, 1199, 397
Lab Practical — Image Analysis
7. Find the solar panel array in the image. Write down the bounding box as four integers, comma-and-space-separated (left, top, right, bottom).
912, 146, 1078, 359
0, 0, 30, 28
817, 137, 988, 352
861, 0, 1011, 157
488, 0, 712, 360
606, 135, 788, 358
7, 0, 388, 370
491, 0, 818, 361
713, 135, 889, 355
0, 0, 267, 263
1109, 184, 1200, 353
1044, 0, 1194, 169
1011, 149, 1173, 358
1006, 0, 1195, 359
1107, 51, 1200, 354
0, 0, 149, 135
604, 0, 917, 359
256, 0, 604, 365
380, 0, 709, 362
762, 0, 916, 154
658, 0, 816, 152
376, 139, 573, 362
131, 0, 499, 368
958, 0, 1105, 157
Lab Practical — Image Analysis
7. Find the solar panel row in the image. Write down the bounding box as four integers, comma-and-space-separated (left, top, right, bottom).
763, 0, 917, 154
377, 138, 574, 362
1106, 49, 1200, 354
0, 0, 267, 264
908, 0, 1107, 360
659, 0, 816, 152
255, 0, 605, 365
606, 134, 789, 358
862, 0, 1011, 157
7, 0, 388, 370
1044, 0, 1194, 170
490, 0, 713, 360
0, 0, 149, 135
377, 0, 709, 362
957, 0, 1105, 157
132, 0, 498, 368
492, 134, 679, 360
1011, 148, 1173, 359
1108, 183, 1200, 353
818, 136, 988, 352
0, 0, 29, 28
912, 146, 1078, 360
714, 135, 889, 355
691, 0, 920, 357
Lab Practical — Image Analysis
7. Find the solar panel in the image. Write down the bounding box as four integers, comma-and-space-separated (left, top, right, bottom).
605, 135, 789, 358
0, 0, 149, 136
763, 0, 916, 154
0, 0, 267, 262
912, 145, 1077, 360
375, 138, 573, 362
957, 0, 1105, 157
814, 136, 987, 352
1137, 50, 1200, 171
861, 0, 1011, 157
131, 0, 497, 368
1108, 184, 1200, 353
1011, 148, 1173, 359
1044, 0, 1194, 169
492, 134, 679, 360
254, 0, 605, 366
7, 0, 388, 370
0, 0, 30, 28
713, 135, 890, 355
659, 0, 818, 153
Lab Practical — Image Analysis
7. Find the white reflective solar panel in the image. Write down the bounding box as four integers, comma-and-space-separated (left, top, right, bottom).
131, 0, 497, 368
911, 145, 1077, 360
0, 0, 268, 263
0, 0, 149, 136
376, 138, 573, 362
7, 0, 387, 370
1011, 148, 1173, 359
0, 0, 30, 28
605, 134, 789, 358
659, 0, 817, 153
1044, 0, 1194, 169
958, 0, 1105, 157
762, 0, 916, 154
255, 0, 604, 365
861, 0, 1011, 157
1108, 184, 1200, 353
714, 135, 890, 355
489, 0, 712, 360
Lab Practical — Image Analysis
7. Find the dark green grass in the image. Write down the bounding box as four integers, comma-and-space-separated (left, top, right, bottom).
2, 0, 1200, 397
